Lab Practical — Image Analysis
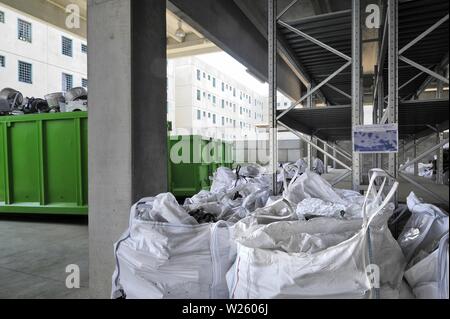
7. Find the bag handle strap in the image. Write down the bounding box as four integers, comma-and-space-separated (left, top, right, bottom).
362, 169, 399, 229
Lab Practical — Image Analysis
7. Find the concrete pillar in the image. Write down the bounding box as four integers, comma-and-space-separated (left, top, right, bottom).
88, 0, 167, 298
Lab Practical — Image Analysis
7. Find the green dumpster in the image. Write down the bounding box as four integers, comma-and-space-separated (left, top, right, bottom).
0, 112, 88, 215
167, 135, 211, 197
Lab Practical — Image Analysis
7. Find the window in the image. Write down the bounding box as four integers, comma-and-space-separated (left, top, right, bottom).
208, 94, 211, 100
62, 36, 73, 57
203, 72, 206, 78
221, 82, 225, 91
0, 55, 5, 68
208, 113, 211, 118
62, 73, 73, 91
0, 11, 4, 23
240, 107, 242, 115
203, 111, 206, 117
81, 44, 88, 54
212, 96, 216, 104
221, 117, 224, 126
18, 19, 32, 43
212, 78, 216, 87
197, 110, 201, 120
208, 75, 211, 81
197, 90, 201, 101
212, 114, 216, 124
221, 100, 225, 108
18, 61, 32, 83
233, 88, 236, 97
196, 69, 201, 80
82, 78, 88, 88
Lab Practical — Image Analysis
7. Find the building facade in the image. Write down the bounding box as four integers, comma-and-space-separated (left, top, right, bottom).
0, 3, 87, 98
170, 57, 267, 141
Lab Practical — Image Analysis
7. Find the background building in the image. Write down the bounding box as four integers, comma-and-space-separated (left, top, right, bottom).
0, 3, 87, 97
169, 56, 267, 141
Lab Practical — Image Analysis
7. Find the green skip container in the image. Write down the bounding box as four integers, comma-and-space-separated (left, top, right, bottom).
168, 135, 212, 197
0, 112, 88, 215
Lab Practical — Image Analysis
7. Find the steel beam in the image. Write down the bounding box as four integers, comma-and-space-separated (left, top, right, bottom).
351, 0, 362, 191
278, 20, 352, 62
268, 0, 278, 195
277, 61, 351, 119
399, 56, 450, 85
387, 0, 398, 190
399, 172, 449, 204
399, 14, 449, 55
279, 122, 353, 171
331, 170, 352, 186
325, 83, 352, 101
399, 138, 449, 171
277, 0, 299, 20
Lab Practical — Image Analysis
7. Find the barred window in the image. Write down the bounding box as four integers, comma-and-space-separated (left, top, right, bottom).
62, 73, 73, 92
81, 44, 88, 54
18, 19, 32, 43
62, 36, 73, 57
18, 61, 32, 83
82, 78, 88, 88
0, 55, 5, 68
0, 11, 5, 23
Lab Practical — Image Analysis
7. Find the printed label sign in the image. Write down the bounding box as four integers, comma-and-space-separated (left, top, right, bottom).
353, 124, 398, 153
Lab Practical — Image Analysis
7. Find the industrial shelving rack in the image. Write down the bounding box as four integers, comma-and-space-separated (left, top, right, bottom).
267, 0, 449, 205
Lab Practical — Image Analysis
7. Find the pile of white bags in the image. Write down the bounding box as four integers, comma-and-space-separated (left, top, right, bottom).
112, 193, 236, 299
398, 192, 449, 299
112, 163, 448, 299
227, 169, 406, 299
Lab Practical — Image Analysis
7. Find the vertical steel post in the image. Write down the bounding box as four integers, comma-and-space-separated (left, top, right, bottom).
332, 144, 337, 169
324, 143, 329, 173
437, 132, 444, 184
352, 0, 362, 191
268, 0, 278, 195
413, 138, 418, 175
306, 86, 313, 170
387, 0, 398, 195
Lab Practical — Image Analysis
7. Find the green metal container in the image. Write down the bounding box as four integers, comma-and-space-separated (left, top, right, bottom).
168, 135, 211, 197
0, 112, 88, 215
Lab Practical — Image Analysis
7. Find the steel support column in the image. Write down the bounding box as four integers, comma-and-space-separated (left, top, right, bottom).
387, 0, 398, 195
268, 0, 278, 194
351, 0, 362, 191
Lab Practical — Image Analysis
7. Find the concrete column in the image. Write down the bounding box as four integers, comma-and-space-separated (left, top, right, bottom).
88, 0, 167, 298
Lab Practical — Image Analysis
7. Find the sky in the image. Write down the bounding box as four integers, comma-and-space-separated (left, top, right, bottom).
196, 52, 269, 96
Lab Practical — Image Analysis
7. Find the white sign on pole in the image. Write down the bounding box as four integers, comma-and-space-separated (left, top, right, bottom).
353, 123, 399, 153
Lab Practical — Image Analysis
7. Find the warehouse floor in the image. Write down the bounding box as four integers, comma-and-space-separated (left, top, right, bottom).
0, 216, 89, 299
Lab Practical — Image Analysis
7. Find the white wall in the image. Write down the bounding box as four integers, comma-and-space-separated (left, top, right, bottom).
0, 4, 87, 97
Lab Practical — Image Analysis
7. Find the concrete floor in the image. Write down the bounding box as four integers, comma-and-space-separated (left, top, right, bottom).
0, 216, 89, 299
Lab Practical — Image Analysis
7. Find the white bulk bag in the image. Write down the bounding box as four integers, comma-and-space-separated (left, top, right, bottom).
112, 195, 236, 299
228, 169, 405, 299
404, 233, 448, 299
398, 192, 448, 263
283, 170, 345, 205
